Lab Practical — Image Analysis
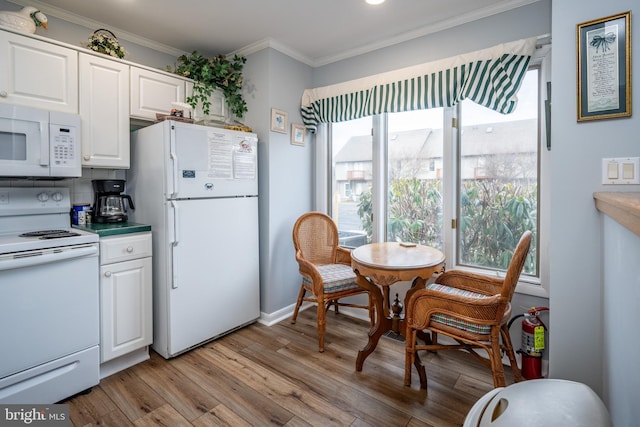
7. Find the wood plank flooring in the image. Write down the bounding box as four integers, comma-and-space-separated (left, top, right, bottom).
63, 309, 513, 426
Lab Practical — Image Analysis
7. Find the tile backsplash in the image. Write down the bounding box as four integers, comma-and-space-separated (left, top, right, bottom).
0, 168, 127, 206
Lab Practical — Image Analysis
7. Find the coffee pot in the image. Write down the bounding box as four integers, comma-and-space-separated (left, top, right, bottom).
92, 179, 135, 223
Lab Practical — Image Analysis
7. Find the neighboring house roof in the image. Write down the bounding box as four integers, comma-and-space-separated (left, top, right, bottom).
335, 135, 374, 162
389, 129, 432, 160
461, 119, 537, 156
334, 119, 536, 162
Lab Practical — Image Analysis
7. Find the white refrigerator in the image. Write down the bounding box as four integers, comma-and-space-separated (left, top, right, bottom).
128, 120, 260, 358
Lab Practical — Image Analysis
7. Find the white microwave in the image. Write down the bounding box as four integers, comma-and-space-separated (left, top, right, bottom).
0, 104, 81, 178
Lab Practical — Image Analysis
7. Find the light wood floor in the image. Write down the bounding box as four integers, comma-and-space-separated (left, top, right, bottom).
63, 308, 513, 426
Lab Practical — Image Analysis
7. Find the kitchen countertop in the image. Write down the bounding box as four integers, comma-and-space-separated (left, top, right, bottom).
593, 192, 640, 237
73, 222, 151, 237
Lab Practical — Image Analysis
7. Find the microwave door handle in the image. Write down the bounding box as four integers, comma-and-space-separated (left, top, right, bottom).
40, 123, 49, 166
170, 201, 179, 289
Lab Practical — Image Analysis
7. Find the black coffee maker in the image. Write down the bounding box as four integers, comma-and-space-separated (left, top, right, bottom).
92, 179, 135, 223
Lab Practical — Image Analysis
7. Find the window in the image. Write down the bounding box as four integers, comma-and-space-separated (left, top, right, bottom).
386, 109, 444, 251
458, 69, 539, 276
331, 116, 372, 248
329, 68, 541, 279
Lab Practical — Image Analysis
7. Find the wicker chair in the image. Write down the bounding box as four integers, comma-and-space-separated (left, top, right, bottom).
404, 230, 532, 389
291, 212, 373, 352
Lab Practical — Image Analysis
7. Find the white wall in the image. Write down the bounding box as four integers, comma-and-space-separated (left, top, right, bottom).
601, 216, 640, 426
243, 48, 314, 317
550, 1, 640, 404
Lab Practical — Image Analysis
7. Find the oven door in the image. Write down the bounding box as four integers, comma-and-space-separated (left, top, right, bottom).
0, 104, 50, 177
0, 243, 100, 403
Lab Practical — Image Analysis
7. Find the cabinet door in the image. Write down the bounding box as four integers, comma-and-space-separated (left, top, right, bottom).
100, 257, 152, 362
130, 67, 185, 120
0, 30, 78, 113
185, 81, 227, 123
79, 53, 130, 168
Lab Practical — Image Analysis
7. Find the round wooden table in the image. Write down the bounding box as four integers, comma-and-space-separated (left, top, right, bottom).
351, 242, 445, 374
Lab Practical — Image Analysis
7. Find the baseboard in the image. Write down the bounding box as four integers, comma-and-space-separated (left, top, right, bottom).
258, 302, 313, 326
336, 306, 371, 322
259, 302, 371, 327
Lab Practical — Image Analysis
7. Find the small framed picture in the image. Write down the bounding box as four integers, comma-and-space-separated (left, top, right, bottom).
577, 11, 631, 121
291, 123, 306, 146
270, 108, 288, 133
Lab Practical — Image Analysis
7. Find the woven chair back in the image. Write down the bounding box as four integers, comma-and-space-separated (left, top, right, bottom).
501, 230, 533, 301
293, 212, 338, 265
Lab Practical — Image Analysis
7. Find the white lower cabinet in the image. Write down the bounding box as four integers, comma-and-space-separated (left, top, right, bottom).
99, 232, 152, 376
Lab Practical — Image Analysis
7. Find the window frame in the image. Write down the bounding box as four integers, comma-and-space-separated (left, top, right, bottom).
322, 51, 550, 298
453, 65, 541, 281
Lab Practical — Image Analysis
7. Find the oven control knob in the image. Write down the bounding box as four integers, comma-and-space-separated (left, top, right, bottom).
37, 192, 49, 202
51, 191, 64, 202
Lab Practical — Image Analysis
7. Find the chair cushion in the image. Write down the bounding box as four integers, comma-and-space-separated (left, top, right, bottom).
426, 283, 492, 335
303, 264, 360, 294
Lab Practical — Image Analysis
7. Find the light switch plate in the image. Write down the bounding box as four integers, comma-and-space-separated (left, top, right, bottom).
602, 157, 640, 185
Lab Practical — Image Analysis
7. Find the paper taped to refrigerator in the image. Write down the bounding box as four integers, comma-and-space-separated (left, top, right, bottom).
207, 130, 256, 180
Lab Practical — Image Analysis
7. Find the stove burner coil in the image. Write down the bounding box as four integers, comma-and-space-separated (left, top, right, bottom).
19, 230, 81, 239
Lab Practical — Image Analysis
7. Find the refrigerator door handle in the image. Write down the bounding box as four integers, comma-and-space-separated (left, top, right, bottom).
170, 201, 180, 246
170, 201, 179, 289
169, 131, 179, 199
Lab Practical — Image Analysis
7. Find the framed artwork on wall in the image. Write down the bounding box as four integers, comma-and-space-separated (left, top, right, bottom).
270, 108, 288, 133
577, 11, 631, 121
291, 123, 306, 146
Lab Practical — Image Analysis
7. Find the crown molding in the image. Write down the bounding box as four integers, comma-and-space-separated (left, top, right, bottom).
312, 0, 543, 67
7, 0, 188, 57
231, 38, 314, 67
7, 0, 543, 67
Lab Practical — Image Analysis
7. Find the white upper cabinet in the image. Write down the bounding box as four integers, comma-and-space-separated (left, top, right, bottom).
130, 67, 186, 120
185, 81, 227, 123
0, 30, 78, 113
79, 53, 130, 169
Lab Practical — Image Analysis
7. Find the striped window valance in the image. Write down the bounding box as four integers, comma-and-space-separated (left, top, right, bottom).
301, 37, 537, 133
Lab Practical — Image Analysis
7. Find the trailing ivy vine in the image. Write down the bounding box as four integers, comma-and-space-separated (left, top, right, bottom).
171, 51, 247, 119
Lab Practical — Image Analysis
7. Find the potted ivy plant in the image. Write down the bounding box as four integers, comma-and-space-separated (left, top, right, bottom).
171, 51, 247, 119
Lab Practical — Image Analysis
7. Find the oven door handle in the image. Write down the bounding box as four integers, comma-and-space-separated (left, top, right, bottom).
0, 245, 98, 271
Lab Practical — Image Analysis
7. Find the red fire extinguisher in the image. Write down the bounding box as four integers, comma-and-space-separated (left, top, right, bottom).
508, 307, 549, 380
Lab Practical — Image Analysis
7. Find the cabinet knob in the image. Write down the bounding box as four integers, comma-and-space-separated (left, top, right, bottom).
83, 155, 91, 161
104, 271, 112, 277
0, 91, 7, 97
127, 246, 134, 253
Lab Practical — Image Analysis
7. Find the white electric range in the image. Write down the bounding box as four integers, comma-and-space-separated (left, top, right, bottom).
0, 187, 100, 404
